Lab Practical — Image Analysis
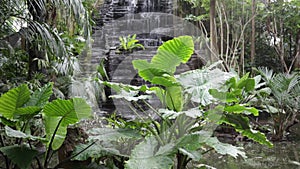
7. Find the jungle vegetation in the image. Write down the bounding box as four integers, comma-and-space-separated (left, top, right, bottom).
0, 0, 299, 169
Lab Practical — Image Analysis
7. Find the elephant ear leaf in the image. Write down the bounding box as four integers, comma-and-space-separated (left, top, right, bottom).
0, 145, 38, 169
133, 36, 194, 83
155, 36, 194, 70
125, 137, 173, 169
0, 84, 30, 119
43, 98, 91, 150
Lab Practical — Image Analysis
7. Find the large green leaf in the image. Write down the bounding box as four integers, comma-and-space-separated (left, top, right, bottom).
239, 129, 273, 148
165, 86, 184, 112
221, 114, 273, 147
204, 136, 246, 158
43, 98, 91, 150
0, 145, 38, 169
88, 128, 141, 142
0, 84, 30, 119
101, 80, 151, 101
5, 126, 46, 141
224, 104, 259, 116
238, 78, 255, 92
209, 89, 238, 103
178, 68, 235, 105
133, 36, 194, 82
151, 36, 194, 73
26, 82, 53, 107
14, 106, 41, 116
221, 114, 250, 130
125, 137, 173, 169
72, 142, 124, 161
176, 131, 246, 159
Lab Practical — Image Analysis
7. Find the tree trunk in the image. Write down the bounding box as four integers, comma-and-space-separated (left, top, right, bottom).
210, 0, 218, 63
294, 29, 300, 69
250, 0, 256, 69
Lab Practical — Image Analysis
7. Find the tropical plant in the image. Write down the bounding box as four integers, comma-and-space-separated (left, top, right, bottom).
208, 73, 273, 146
117, 34, 145, 53
0, 83, 91, 169
73, 36, 272, 169
0, 0, 95, 98
257, 67, 300, 140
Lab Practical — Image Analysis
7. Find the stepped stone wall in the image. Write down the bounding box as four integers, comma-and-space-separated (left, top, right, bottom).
77, 0, 209, 118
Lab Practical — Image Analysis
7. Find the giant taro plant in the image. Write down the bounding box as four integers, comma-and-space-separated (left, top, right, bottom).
74, 36, 272, 169
0, 83, 91, 169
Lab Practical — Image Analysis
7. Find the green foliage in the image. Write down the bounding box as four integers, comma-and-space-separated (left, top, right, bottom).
133, 35, 194, 112
133, 36, 194, 78
97, 36, 273, 168
257, 67, 300, 140
118, 34, 145, 53
0, 0, 94, 97
177, 62, 235, 105
0, 145, 38, 169
208, 73, 273, 147
0, 83, 91, 168
43, 98, 91, 150
125, 137, 173, 169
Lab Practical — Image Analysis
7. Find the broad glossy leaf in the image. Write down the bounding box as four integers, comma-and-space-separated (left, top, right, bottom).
177, 131, 246, 159
159, 108, 203, 119
239, 129, 273, 148
5, 126, 46, 141
125, 137, 173, 169
204, 137, 246, 158
43, 98, 91, 150
178, 68, 235, 105
165, 86, 183, 112
209, 89, 238, 103
224, 104, 259, 116
151, 75, 180, 87
0, 145, 38, 169
72, 143, 124, 161
132, 36, 194, 82
88, 128, 141, 141
132, 60, 151, 72
179, 148, 202, 161
137, 67, 168, 82
238, 78, 255, 92
150, 87, 165, 104
151, 36, 194, 73
221, 114, 250, 130
0, 84, 30, 119
15, 106, 41, 117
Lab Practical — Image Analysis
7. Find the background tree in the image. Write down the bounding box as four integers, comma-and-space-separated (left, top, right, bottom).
0, 0, 97, 92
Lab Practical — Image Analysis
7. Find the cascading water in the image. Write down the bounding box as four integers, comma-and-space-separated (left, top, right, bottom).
76, 0, 205, 119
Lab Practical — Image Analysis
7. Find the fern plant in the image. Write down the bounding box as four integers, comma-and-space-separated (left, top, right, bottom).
0, 83, 91, 169
117, 34, 145, 53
